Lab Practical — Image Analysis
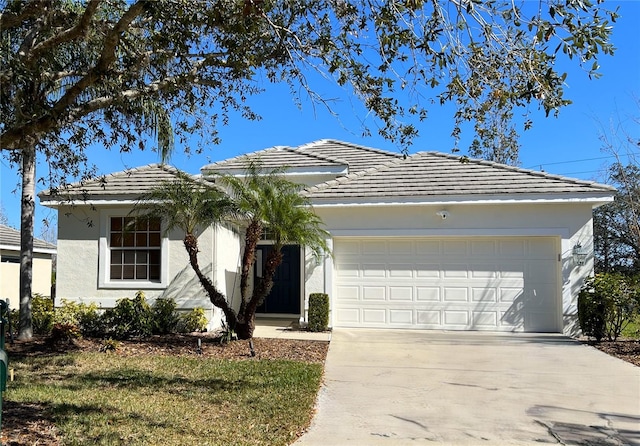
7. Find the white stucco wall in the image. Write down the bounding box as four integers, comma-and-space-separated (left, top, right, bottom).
305, 202, 597, 335
55, 205, 224, 319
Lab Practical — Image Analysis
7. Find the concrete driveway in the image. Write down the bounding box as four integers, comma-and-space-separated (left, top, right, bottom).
295, 329, 640, 445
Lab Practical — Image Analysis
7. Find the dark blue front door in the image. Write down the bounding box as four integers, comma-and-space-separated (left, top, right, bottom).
255, 245, 301, 314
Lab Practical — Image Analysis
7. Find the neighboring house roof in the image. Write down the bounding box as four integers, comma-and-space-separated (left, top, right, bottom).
0, 224, 57, 254
304, 151, 616, 204
38, 163, 196, 205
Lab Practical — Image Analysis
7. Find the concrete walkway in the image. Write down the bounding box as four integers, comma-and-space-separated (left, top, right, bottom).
253, 318, 331, 341
295, 329, 640, 445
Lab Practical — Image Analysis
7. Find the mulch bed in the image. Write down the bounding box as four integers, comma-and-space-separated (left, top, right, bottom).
1, 334, 329, 446
589, 338, 640, 367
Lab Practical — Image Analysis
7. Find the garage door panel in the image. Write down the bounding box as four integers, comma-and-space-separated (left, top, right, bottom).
472, 288, 497, 302
417, 287, 440, 301
444, 311, 469, 326
389, 310, 413, 324
362, 287, 385, 300
473, 311, 498, 327
389, 264, 413, 278
363, 264, 386, 277
444, 288, 469, 302
334, 237, 560, 332
416, 265, 440, 278
336, 285, 359, 300
362, 309, 386, 323
443, 265, 468, 278
443, 240, 468, 255
389, 287, 413, 301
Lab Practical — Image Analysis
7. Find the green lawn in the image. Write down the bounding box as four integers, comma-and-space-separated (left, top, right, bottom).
7, 353, 323, 445
622, 314, 640, 339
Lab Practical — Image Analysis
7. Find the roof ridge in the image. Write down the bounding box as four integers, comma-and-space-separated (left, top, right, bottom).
298, 139, 403, 159
304, 156, 406, 194
420, 151, 616, 191
202, 145, 292, 171
291, 145, 350, 166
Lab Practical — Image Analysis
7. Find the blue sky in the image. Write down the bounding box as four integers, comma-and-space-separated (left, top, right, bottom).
1, 0, 639, 236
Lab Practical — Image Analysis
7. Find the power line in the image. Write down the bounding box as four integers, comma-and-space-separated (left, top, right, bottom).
526, 153, 631, 170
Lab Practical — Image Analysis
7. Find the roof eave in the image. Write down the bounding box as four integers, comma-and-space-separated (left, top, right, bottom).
308, 193, 615, 207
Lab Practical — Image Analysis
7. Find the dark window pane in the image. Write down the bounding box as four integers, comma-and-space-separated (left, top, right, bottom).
110, 233, 122, 247
148, 250, 160, 264
124, 217, 136, 231
123, 265, 135, 279
110, 265, 122, 280
149, 233, 161, 247
149, 218, 161, 231
149, 265, 160, 280
136, 251, 148, 263
111, 217, 123, 231
135, 218, 148, 231
123, 233, 135, 247
136, 265, 147, 280
136, 233, 148, 247
110, 250, 122, 264
124, 250, 135, 264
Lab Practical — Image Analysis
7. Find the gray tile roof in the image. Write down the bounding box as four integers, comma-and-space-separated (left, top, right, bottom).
0, 224, 56, 251
39, 164, 194, 203
201, 140, 402, 175
202, 146, 347, 173
296, 139, 403, 173
303, 151, 616, 201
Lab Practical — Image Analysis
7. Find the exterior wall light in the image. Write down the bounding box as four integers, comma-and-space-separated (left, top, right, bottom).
572, 243, 589, 266
436, 210, 450, 220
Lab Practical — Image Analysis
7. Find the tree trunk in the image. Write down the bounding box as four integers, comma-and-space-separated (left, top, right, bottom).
18, 146, 36, 340
236, 246, 283, 340
183, 233, 238, 328
238, 220, 262, 316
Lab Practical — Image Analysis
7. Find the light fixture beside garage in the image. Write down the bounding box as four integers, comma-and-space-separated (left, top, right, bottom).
436, 210, 450, 220
572, 243, 589, 266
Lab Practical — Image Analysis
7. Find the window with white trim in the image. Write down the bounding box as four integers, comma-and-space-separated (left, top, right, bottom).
109, 216, 161, 281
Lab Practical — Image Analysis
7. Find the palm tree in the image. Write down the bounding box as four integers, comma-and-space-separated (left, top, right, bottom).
215, 160, 330, 340
135, 171, 239, 328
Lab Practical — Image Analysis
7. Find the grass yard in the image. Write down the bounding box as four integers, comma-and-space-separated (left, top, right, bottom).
622, 314, 640, 339
6, 352, 324, 445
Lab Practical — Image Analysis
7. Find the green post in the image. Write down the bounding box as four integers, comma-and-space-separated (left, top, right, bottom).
0, 300, 8, 433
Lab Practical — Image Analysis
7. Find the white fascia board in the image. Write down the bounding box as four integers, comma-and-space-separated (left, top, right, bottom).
329, 227, 571, 238
0, 244, 56, 255
40, 198, 139, 208
309, 193, 614, 207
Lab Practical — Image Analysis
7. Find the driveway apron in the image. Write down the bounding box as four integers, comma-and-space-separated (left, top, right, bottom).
296, 329, 640, 445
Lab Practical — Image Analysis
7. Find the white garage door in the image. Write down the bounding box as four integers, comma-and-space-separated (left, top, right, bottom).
333, 237, 560, 332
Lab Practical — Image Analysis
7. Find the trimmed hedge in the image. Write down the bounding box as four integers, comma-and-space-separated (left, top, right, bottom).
308, 293, 329, 332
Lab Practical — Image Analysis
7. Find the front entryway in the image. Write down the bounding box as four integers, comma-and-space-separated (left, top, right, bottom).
256, 244, 301, 315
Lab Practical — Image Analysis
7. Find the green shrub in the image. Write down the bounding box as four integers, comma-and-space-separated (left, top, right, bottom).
103, 291, 154, 339
578, 273, 640, 341
308, 293, 329, 332
49, 322, 81, 346
55, 299, 105, 337
152, 297, 180, 334
177, 308, 208, 333
32, 294, 55, 335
